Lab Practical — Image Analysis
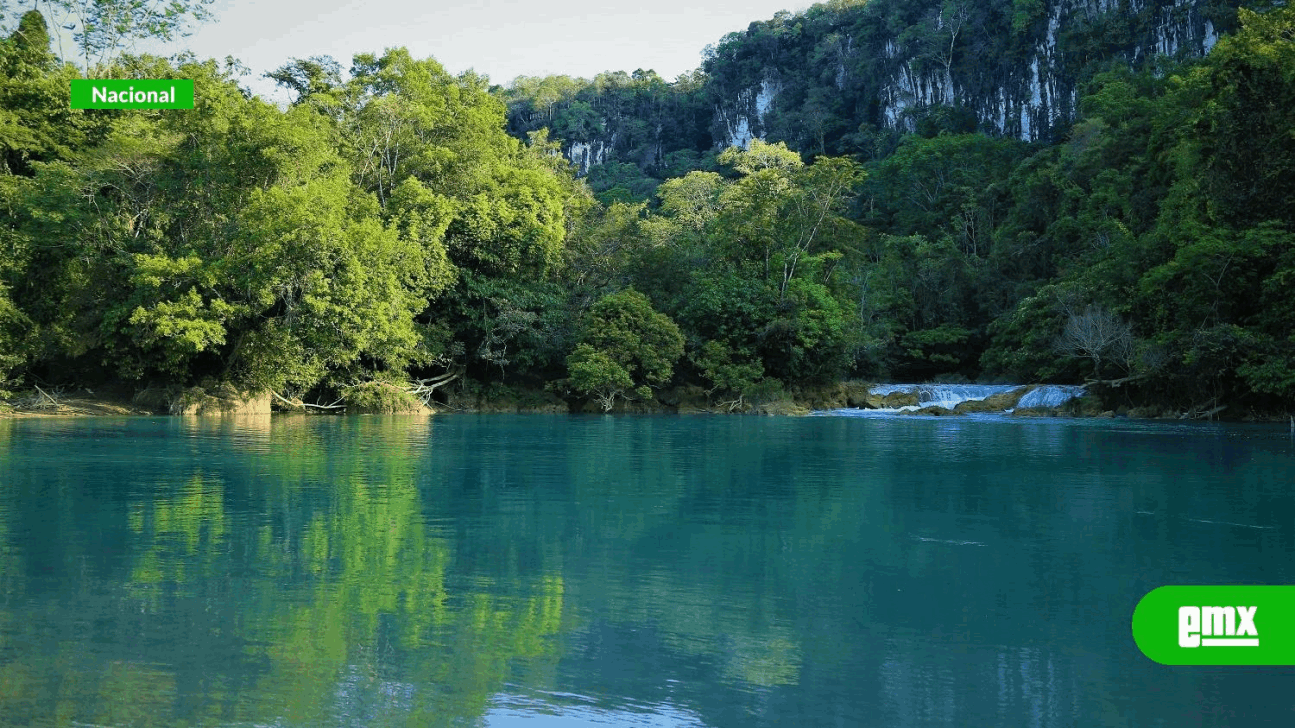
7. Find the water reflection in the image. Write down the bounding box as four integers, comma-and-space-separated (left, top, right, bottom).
0, 415, 1292, 726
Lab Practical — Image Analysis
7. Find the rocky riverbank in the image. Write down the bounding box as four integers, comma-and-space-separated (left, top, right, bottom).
3, 380, 1286, 422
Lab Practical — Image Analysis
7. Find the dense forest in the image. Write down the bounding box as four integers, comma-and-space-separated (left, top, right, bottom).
0, 0, 1292, 416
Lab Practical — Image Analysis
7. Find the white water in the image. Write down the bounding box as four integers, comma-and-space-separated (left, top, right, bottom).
1016, 385, 1086, 409
869, 384, 1023, 410
816, 383, 1088, 417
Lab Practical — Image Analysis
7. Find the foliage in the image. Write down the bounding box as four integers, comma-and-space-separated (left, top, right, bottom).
1, 11, 90, 175
1187, 7, 1295, 227
431, 270, 570, 383
577, 289, 684, 386
0, 39, 579, 400
266, 55, 342, 104
31, 0, 216, 73
2, 2, 1293, 415
585, 162, 660, 205
340, 379, 425, 413
0, 280, 26, 396
692, 339, 766, 410
565, 289, 684, 410
502, 67, 714, 183
565, 343, 636, 411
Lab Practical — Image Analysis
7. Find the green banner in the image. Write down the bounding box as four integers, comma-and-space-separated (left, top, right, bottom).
70, 79, 194, 109
1133, 586, 1295, 665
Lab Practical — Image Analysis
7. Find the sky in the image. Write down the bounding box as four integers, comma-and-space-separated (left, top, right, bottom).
128, 0, 808, 103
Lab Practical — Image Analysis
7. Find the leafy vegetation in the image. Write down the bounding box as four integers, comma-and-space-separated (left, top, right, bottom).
562, 288, 684, 410
1, 1, 1293, 416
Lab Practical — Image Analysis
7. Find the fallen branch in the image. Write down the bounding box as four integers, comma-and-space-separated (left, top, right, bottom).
414, 370, 459, 388
33, 384, 59, 409
270, 390, 302, 410
271, 391, 346, 411
306, 398, 346, 410
35, 385, 58, 402
716, 396, 747, 413
1181, 403, 1226, 420
1086, 373, 1148, 388
18, 385, 93, 414
407, 370, 460, 405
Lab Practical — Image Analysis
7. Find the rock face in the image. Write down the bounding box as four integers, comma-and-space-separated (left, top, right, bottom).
710, 0, 1227, 147
952, 387, 1030, 413
171, 385, 270, 416
567, 140, 611, 175
507, 0, 1240, 176
908, 405, 955, 416
862, 391, 921, 409
1010, 406, 1058, 417
715, 76, 783, 150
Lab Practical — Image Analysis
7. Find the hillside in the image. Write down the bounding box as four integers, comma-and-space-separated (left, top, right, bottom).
502, 0, 1251, 185
1, 1, 1292, 417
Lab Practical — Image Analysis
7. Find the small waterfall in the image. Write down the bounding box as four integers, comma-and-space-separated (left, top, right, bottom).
1015, 385, 1086, 409
870, 384, 1023, 410
916, 385, 1022, 409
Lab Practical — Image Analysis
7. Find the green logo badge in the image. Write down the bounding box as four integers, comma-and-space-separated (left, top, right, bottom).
1132, 586, 1295, 665
70, 79, 195, 109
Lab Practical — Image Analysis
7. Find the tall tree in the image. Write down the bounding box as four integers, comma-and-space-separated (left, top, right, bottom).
266, 55, 342, 105
29, 0, 215, 74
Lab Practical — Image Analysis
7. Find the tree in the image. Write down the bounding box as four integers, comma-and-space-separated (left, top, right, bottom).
266, 55, 342, 105
566, 343, 635, 412
712, 140, 863, 300
1187, 6, 1295, 227
4, 10, 50, 68
33, 0, 216, 74
342, 48, 575, 277
692, 339, 764, 411
1055, 305, 1132, 379
565, 289, 683, 411
1, 10, 86, 175
656, 171, 725, 232
1, 55, 456, 395
718, 137, 802, 175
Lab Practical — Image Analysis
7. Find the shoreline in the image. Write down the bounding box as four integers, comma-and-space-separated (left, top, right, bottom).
3, 386, 1290, 423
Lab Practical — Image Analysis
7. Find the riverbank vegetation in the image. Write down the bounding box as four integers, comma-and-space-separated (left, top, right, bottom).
1, 3, 1292, 418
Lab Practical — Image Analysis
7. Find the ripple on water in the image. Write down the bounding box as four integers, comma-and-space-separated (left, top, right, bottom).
486, 690, 709, 727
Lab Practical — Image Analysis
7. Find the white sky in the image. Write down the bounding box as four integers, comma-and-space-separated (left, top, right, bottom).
137, 0, 808, 103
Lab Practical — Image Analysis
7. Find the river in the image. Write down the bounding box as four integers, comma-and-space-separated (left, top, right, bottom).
1, 413, 1292, 726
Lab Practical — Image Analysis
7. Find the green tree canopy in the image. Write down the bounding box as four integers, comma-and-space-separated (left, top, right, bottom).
566, 289, 684, 410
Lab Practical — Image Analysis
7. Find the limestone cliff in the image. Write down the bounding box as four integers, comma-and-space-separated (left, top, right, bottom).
705, 0, 1236, 148
502, 0, 1252, 178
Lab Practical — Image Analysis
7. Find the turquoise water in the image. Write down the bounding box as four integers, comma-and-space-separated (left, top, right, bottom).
0, 414, 1293, 727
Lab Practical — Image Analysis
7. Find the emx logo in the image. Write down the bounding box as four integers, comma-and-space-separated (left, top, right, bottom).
1178, 606, 1258, 647
1134, 586, 1294, 665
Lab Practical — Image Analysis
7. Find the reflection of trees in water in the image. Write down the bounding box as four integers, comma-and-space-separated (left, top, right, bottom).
539, 417, 902, 721
235, 416, 566, 726
878, 644, 1089, 727
5, 416, 1288, 726
0, 416, 566, 727
0, 418, 18, 608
